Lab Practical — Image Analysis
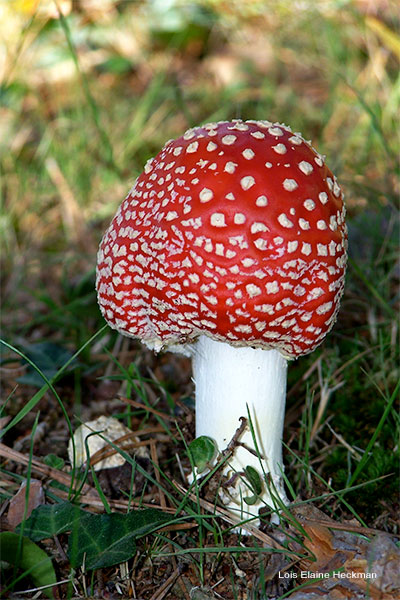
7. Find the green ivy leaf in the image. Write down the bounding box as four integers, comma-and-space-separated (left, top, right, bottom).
18, 502, 173, 570
0, 532, 57, 599
16, 501, 88, 541
188, 436, 217, 473
17, 342, 78, 388
68, 508, 171, 569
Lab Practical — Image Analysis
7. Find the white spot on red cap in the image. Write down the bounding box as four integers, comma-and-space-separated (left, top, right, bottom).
266, 281, 279, 293
301, 242, 312, 256
317, 220, 327, 230
225, 192, 235, 200
272, 143, 287, 154
235, 324, 252, 334
317, 244, 328, 256
144, 159, 154, 174
240, 176, 255, 190
210, 213, 226, 227
265, 162, 272, 168
299, 218, 310, 230
251, 222, 269, 233
329, 215, 338, 231
246, 283, 262, 297
196, 160, 207, 169
254, 238, 267, 250
268, 127, 283, 136
319, 191, 328, 204
256, 195, 268, 207
234, 213, 246, 224
251, 131, 265, 139
186, 141, 199, 153
228, 121, 249, 131
314, 155, 324, 167
288, 240, 298, 253
329, 240, 337, 255
299, 161, 313, 175
289, 135, 302, 145
308, 287, 324, 299
278, 213, 294, 228
317, 301, 333, 314
183, 129, 196, 140
283, 179, 298, 191
224, 161, 237, 173
222, 134, 237, 145
206, 141, 217, 151
242, 148, 255, 159
304, 199, 315, 211
294, 285, 306, 296
199, 188, 213, 203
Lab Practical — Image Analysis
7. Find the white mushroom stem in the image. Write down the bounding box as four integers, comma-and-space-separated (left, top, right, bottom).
192, 335, 289, 521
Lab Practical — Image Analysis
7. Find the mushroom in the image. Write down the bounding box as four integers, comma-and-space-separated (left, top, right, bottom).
96, 119, 347, 522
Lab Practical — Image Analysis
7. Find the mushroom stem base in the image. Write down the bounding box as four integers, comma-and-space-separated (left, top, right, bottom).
192, 335, 288, 523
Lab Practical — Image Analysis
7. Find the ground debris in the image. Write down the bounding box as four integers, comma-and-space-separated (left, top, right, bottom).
7, 478, 45, 530
287, 504, 400, 599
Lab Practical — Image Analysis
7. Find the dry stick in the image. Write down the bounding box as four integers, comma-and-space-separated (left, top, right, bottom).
0, 442, 96, 498
326, 422, 362, 460
0, 441, 179, 514
149, 566, 182, 600
292, 511, 397, 538
119, 395, 179, 422
88, 428, 167, 467
150, 439, 167, 510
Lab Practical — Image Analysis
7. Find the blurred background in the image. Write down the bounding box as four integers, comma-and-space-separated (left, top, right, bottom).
1, 0, 399, 523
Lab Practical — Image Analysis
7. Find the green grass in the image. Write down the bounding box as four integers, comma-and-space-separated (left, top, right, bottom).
1, 1, 399, 598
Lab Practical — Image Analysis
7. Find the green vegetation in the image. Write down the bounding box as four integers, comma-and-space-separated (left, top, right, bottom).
1, 1, 398, 598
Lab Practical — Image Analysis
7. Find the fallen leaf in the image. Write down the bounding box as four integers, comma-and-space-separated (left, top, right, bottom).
7, 479, 44, 530
287, 504, 400, 599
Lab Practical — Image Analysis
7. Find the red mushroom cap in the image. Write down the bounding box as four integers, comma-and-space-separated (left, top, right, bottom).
96, 119, 347, 358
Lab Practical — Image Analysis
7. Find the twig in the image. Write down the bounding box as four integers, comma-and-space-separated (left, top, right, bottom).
88, 429, 167, 467
53, 488, 177, 513
223, 416, 248, 458
119, 395, 179, 422
326, 422, 362, 460
149, 566, 182, 600
0, 442, 96, 497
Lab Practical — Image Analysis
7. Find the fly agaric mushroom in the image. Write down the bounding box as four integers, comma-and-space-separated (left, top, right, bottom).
96, 119, 347, 522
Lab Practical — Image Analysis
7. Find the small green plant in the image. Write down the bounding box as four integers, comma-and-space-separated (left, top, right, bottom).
188, 436, 217, 474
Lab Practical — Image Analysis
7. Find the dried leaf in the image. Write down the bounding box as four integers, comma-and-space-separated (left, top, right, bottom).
7, 479, 44, 530
287, 505, 400, 599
